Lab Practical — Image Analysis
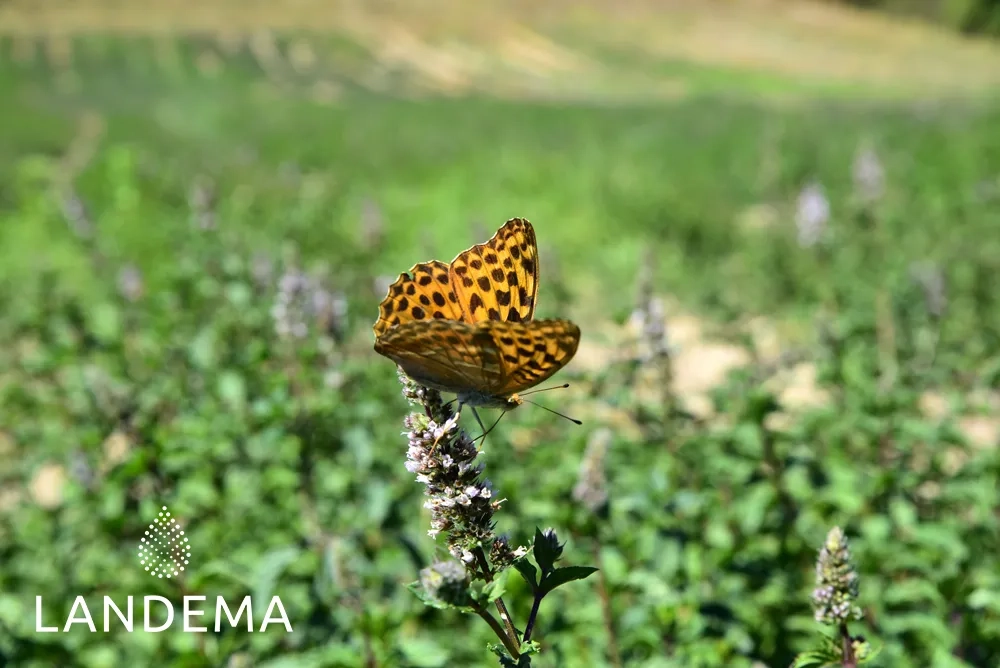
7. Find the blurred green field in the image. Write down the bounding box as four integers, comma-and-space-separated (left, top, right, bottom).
2, 2, 1000, 667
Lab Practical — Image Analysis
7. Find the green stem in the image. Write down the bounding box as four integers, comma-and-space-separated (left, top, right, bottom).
840, 623, 857, 668
473, 546, 519, 647
472, 602, 519, 659
522, 593, 543, 644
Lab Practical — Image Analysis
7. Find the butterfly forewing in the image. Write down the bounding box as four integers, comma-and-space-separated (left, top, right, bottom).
449, 218, 539, 325
373, 260, 466, 339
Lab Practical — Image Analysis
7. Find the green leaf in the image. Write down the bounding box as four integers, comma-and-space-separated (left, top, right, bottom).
398, 636, 450, 667
253, 546, 302, 604
406, 581, 473, 613
857, 638, 884, 664
490, 643, 536, 666
191, 560, 253, 590
408, 581, 450, 610
0, 595, 26, 632
790, 648, 839, 668
88, 302, 122, 344
741, 388, 779, 424
513, 556, 539, 591
217, 370, 247, 410
968, 587, 1000, 612
540, 566, 598, 595
188, 327, 218, 369
518, 640, 541, 656
258, 648, 360, 668
482, 577, 507, 603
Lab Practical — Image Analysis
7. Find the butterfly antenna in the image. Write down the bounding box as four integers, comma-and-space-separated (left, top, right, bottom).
522, 399, 582, 425
519, 383, 571, 397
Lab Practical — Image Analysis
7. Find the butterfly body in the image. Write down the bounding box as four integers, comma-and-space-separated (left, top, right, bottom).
373, 218, 579, 410
456, 391, 523, 411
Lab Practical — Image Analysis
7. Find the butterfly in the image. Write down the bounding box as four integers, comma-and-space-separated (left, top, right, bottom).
373, 218, 580, 425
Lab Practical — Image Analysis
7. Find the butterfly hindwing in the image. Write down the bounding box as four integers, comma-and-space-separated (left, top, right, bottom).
373, 260, 466, 339
374, 319, 508, 394
448, 218, 539, 325
488, 319, 580, 396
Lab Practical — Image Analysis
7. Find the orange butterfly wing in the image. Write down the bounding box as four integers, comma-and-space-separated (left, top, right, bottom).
448, 218, 538, 324
374, 318, 579, 400
373, 260, 466, 339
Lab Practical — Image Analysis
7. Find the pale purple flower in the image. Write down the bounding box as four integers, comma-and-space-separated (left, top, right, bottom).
910, 261, 947, 318
117, 264, 144, 302
572, 428, 611, 513
796, 182, 830, 248
853, 145, 884, 204
61, 193, 93, 239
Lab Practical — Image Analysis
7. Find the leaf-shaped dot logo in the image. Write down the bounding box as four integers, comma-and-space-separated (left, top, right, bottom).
137, 506, 191, 579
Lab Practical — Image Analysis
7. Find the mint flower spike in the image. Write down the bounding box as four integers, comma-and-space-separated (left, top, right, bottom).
418, 560, 473, 609
396, 369, 524, 658
398, 371, 508, 562
811, 526, 863, 626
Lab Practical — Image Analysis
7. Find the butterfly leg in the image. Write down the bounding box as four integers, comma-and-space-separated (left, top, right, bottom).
471, 407, 489, 448
471, 408, 506, 449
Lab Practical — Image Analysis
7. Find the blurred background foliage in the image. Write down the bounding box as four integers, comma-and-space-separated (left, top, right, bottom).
840, 0, 1000, 35
1, 1, 1000, 667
